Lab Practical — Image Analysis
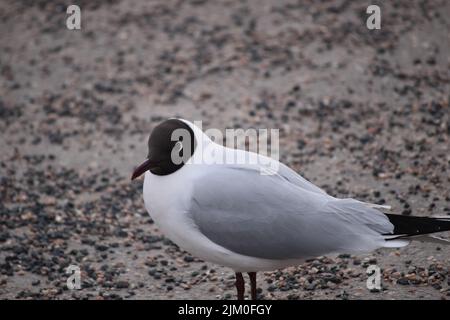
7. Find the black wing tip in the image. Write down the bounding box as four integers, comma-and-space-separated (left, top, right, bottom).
384, 213, 450, 238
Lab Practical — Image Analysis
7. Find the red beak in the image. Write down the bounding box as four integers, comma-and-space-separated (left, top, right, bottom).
131, 159, 157, 180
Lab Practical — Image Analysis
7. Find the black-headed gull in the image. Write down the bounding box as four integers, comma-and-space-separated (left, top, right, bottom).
132, 118, 450, 300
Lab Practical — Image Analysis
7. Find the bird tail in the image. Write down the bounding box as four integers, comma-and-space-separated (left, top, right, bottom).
384, 214, 450, 245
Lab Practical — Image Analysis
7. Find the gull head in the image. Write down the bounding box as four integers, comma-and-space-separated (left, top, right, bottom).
131, 119, 197, 179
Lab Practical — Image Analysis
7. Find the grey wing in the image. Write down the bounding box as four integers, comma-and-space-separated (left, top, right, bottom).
189, 165, 394, 260
276, 162, 328, 195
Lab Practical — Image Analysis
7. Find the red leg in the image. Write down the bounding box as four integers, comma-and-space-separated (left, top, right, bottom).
235, 272, 245, 300
248, 272, 257, 300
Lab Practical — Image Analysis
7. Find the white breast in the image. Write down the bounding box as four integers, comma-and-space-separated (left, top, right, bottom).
142, 159, 304, 272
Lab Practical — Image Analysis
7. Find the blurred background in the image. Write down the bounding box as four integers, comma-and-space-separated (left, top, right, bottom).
1, 0, 450, 299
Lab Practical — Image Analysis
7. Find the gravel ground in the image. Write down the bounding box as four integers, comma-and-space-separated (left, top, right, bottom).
1, 0, 450, 300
